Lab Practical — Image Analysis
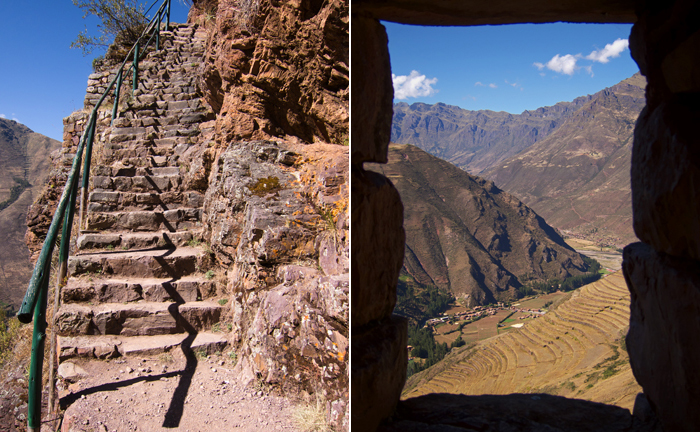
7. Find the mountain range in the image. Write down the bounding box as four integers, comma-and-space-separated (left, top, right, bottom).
0, 118, 61, 309
391, 74, 646, 246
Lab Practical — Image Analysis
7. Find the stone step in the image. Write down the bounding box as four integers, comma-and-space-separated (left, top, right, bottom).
92, 174, 182, 193
86, 208, 202, 232
58, 332, 227, 361
61, 275, 216, 304
68, 246, 210, 279
87, 190, 203, 212
77, 228, 205, 251
93, 166, 181, 177
55, 301, 223, 337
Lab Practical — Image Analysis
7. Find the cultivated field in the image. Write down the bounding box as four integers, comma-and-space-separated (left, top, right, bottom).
403, 271, 641, 411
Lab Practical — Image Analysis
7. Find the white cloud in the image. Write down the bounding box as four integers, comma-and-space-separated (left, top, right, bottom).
586, 38, 629, 63
545, 54, 579, 75
0, 114, 5, 119
534, 38, 629, 77
489, 83, 497, 89
475, 81, 497, 88
392, 70, 438, 99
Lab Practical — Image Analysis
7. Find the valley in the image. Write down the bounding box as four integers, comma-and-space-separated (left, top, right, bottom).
388, 76, 637, 412
403, 271, 640, 411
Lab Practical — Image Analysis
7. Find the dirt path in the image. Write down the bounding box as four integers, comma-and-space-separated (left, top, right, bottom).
56, 350, 306, 432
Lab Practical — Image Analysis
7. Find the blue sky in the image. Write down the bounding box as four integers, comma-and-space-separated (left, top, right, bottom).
0, 1, 192, 141
385, 22, 640, 113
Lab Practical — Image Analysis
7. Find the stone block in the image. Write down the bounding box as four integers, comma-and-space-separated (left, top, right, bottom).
350, 16, 393, 165
622, 242, 700, 432
351, 315, 408, 432
631, 102, 700, 260
352, 169, 405, 326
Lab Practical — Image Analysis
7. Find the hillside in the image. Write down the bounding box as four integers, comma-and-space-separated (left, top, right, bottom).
0, 118, 60, 309
367, 144, 590, 306
403, 271, 641, 410
485, 74, 645, 246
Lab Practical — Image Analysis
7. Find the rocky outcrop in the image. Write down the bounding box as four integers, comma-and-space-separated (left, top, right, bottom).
201, 139, 349, 428
190, 0, 348, 145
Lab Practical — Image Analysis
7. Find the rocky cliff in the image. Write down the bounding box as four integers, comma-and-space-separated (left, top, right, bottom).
368, 144, 589, 306
0, 119, 60, 309
191, 0, 348, 145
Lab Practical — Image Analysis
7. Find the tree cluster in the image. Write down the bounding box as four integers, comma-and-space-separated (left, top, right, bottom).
517, 256, 603, 298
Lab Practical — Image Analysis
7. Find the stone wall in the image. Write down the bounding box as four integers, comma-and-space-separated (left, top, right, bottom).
622, 2, 700, 431
350, 14, 407, 432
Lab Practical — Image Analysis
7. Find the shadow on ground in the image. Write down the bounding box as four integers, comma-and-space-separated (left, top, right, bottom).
379, 393, 662, 432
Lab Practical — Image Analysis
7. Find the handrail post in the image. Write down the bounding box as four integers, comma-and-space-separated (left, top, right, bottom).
166, 0, 171, 31
111, 70, 123, 126
79, 115, 97, 232
156, 10, 161, 51
27, 269, 49, 432
133, 42, 140, 93
47, 173, 80, 416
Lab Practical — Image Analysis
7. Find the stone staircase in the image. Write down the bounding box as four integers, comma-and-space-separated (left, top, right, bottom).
55, 24, 228, 366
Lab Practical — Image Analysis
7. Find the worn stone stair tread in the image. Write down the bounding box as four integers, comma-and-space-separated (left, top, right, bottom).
62, 274, 216, 304
56, 301, 223, 336
68, 246, 210, 279
74, 245, 206, 259
58, 332, 227, 360
77, 229, 204, 250
85, 208, 202, 231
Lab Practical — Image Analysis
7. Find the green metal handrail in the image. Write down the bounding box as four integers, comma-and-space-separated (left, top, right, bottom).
17, 1, 172, 429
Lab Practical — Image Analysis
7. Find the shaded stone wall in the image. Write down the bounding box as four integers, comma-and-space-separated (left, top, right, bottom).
622, 2, 700, 431
350, 14, 407, 432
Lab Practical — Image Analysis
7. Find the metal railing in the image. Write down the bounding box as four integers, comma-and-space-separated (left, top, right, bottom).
17, 1, 172, 430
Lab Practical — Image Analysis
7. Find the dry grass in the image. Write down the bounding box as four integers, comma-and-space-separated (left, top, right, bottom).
292, 393, 331, 432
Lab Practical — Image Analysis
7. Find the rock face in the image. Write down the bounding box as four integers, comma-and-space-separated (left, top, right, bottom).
191, 0, 348, 145
0, 119, 60, 308
368, 144, 589, 306
201, 140, 349, 423
379, 393, 659, 432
